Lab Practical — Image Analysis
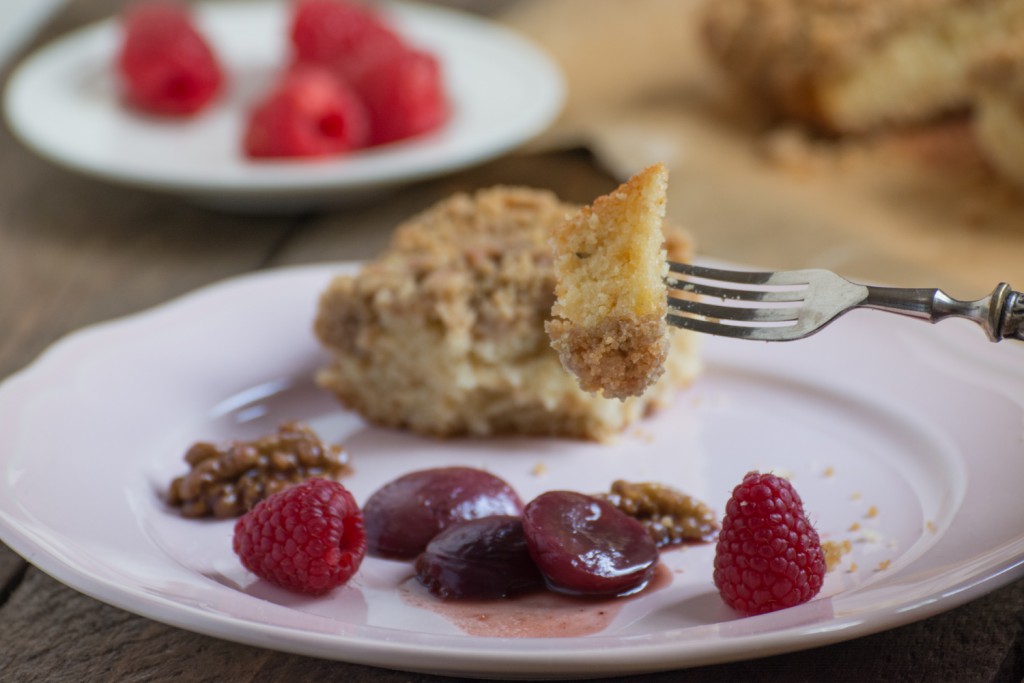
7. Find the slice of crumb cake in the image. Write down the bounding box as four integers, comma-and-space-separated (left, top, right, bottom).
546, 163, 673, 400
313, 184, 700, 442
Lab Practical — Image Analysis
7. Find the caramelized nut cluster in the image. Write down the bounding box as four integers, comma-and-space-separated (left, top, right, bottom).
167, 421, 351, 518
598, 480, 718, 547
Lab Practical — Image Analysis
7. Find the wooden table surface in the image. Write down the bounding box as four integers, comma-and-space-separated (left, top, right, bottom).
1, 2, 1023, 682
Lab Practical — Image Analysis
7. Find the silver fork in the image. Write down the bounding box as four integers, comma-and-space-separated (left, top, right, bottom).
666, 262, 1024, 342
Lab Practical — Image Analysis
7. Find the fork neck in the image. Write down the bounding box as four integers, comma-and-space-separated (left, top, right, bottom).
863, 284, 1011, 341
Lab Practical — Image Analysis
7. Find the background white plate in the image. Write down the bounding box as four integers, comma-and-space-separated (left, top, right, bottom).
2, 2, 564, 209
1, 262, 1023, 678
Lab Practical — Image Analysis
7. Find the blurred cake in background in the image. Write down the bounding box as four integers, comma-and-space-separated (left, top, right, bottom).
313, 185, 700, 442
972, 42, 1024, 191
702, 0, 1024, 134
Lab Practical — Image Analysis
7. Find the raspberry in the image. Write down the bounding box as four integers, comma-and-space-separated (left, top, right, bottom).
232, 478, 366, 594
348, 46, 448, 145
243, 66, 369, 158
117, 1, 224, 116
290, 0, 403, 71
288, 0, 447, 146
713, 471, 826, 615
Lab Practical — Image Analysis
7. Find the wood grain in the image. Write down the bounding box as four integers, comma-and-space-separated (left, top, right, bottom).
1, 564, 1021, 682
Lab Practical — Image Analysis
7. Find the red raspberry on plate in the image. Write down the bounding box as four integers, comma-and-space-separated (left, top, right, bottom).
243, 66, 369, 159
117, 1, 224, 116
713, 471, 826, 616
232, 478, 366, 594
349, 46, 448, 145
290, 0, 403, 71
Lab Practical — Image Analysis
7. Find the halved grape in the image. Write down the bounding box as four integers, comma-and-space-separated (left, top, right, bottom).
363, 467, 523, 558
415, 516, 544, 599
522, 490, 658, 597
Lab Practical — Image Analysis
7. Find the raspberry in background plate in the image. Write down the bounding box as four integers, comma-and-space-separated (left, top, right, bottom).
713, 471, 826, 616
243, 66, 370, 159
349, 46, 448, 145
117, 1, 224, 116
232, 478, 366, 594
290, 0, 403, 71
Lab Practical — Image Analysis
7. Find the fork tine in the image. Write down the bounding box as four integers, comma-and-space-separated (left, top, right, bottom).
667, 261, 777, 285
666, 278, 806, 303
666, 296, 800, 323
666, 262, 815, 340
666, 314, 805, 341
668, 261, 820, 288
665, 262, 871, 342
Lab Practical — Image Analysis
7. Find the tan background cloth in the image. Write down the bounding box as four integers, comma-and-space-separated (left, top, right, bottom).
502, 0, 1024, 295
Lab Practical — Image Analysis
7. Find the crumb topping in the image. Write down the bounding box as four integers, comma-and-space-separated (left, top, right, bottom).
548, 314, 669, 399
315, 186, 573, 360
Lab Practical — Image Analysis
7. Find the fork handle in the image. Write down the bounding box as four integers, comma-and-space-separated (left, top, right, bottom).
863, 283, 1023, 342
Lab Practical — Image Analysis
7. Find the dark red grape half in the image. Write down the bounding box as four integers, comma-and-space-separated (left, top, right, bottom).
522, 490, 658, 597
363, 467, 523, 558
415, 516, 544, 599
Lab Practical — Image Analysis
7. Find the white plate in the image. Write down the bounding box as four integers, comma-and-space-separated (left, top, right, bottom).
1, 262, 1023, 679
2, 2, 564, 210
